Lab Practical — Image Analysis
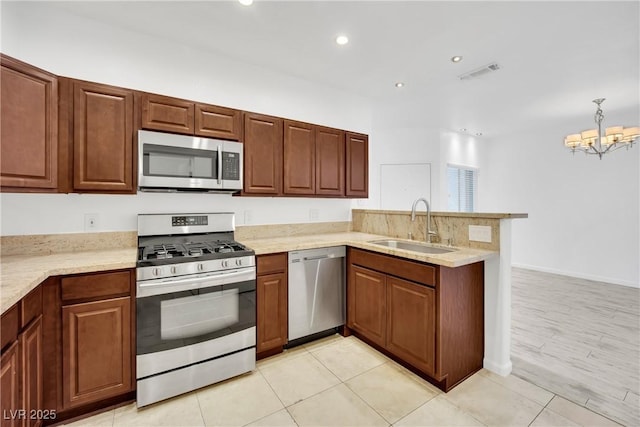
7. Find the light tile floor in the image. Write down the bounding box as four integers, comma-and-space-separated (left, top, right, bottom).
511, 268, 640, 427
66, 334, 622, 427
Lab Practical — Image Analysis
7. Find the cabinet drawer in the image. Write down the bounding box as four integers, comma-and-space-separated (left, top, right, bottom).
61, 270, 132, 302
257, 253, 287, 275
1, 304, 19, 352
21, 285, 42, 329
349, 248, 437, 286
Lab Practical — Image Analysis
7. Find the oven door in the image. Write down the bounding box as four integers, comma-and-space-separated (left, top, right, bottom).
136, 267, 256, 378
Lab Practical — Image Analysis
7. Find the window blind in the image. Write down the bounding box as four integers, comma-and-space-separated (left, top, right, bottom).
447, 165, 477, 212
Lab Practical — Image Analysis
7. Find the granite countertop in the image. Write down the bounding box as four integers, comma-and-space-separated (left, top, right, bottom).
1, 232, 496, 315
240, 231, 496, 268
1, 248, 137, 314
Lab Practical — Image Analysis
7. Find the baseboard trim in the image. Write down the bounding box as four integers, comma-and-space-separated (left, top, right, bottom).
511, 263, 639, 289
483, 358, 512, 376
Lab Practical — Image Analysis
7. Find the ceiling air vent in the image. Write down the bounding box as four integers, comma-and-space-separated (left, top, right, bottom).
458, 62, 500, 80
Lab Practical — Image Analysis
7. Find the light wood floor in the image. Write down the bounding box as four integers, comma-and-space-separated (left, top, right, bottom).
511, 267, 640, 426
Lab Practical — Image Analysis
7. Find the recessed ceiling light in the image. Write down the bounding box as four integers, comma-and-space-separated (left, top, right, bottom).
336, 35, 349, 45
395, 82, 404, 88
476, 132, 483, 137
460, 128, 467, 132
238, 0, 253, 5
451, 56, 463, 63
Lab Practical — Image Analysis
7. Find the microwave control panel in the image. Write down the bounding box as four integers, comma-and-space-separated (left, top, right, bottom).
222, 152, 240, 180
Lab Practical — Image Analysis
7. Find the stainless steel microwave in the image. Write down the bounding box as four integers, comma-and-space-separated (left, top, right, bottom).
138, 130, 243, 193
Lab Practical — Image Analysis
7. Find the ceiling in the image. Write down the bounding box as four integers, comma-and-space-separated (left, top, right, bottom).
47, 1, 639, 138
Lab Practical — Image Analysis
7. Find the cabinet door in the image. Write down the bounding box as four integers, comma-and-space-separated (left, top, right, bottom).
345, 132, 368, 198
315, 127, 345, 196
73, 81, 134, 192
1, 341, 20, 427
0, 55, 58, 190
386, 277, 435, 375
195, 103, 242, 140
257, 272, 288, 353
347, 265, 386, 347
141, 93, 194, 135
283, 120, 315, 195
21, 317, 43, 427
62, 297, 132, 409
243, 113, 283, 195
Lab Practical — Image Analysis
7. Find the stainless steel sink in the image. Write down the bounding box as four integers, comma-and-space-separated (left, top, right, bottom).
368, 239, 456, 254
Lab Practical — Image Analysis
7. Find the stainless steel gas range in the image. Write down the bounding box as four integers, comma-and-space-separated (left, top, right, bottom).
135, 213, 256, 407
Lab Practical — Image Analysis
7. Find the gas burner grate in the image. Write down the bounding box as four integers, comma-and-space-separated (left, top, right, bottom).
183, 242, 214, 256
147, 244, 182, 260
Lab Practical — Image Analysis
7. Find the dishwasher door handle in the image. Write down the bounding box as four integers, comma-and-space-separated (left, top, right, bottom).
303, 254, 337, 261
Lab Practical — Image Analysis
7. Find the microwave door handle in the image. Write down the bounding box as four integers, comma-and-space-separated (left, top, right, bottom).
217, 145, 222, 184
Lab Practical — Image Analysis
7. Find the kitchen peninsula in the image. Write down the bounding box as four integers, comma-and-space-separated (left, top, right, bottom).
1, 209, 525, 424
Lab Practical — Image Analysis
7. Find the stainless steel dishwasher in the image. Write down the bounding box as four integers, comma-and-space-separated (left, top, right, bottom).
288, 246, 346, 341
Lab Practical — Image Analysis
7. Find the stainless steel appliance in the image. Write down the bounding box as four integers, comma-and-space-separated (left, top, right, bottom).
288, 246, 346, 341
136, 213, 255, 407
138, 130, 243, 193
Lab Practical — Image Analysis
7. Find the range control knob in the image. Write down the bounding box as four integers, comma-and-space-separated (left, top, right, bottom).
170, 266, 177, 274
235, 259, 242, 266
153, 268, 161, 276
197, 263, 204, 272
222, 260, 229, 268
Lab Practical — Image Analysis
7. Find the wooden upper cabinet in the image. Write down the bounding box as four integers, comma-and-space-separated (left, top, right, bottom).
195, 103, 242, 140
141, 93, 194, 135
72, 81, 135, 193
243, 113, 283, 195
284, 120, 315, 195
316, 127, 345, 196
346, 132, 368, 198
142, 93, 242, 140
0, 54, 58, 191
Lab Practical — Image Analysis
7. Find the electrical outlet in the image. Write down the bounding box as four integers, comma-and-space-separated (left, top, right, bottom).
84, 213, 99, 231
468, 225, 491, 243
309, 209, 319, 220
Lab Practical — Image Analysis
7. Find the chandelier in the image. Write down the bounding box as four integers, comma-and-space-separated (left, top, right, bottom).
564, 98, 638, 159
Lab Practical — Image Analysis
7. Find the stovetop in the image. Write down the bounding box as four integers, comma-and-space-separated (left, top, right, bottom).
139, 240, 251, 263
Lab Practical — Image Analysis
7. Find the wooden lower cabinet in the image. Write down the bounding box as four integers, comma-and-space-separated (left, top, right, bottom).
347, 265, 386, 347
1, 342, 20, 427
21, 317, 43, 427
0, 288, 44, 427
62, 297, 132, 410
347, 248, 483, 391
386, 277, 435, 376
40, 269, 135, 425
256, 254, 288, 357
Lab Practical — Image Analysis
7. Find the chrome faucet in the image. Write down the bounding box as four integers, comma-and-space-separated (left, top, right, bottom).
411, 198, 437, 243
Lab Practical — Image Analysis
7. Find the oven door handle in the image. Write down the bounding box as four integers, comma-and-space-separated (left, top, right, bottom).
137, 267, 255, 298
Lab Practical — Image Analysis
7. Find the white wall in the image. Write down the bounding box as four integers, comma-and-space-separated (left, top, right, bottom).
361, 120, 441, 211
0, 2, 372, 236
481, 120, 640, 288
